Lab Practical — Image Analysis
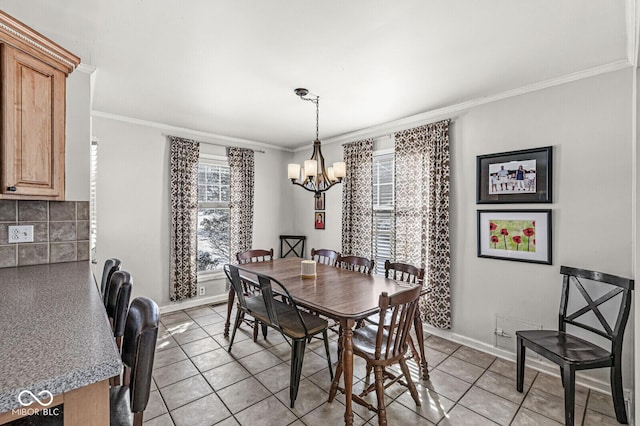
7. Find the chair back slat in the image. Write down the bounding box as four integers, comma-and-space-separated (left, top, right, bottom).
337, 255, 375, 275
311, 248, 340, 266
225, 264, 248, 310
559, 266, 634, 351
374, 285, 421, 361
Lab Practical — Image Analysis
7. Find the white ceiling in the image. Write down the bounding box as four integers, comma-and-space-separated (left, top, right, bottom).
0, 1, 631, 148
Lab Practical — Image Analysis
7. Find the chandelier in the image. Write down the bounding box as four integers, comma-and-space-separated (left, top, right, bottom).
287, 88, 346, 198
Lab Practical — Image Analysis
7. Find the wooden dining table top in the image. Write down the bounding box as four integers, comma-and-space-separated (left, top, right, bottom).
237, 257, 417, 321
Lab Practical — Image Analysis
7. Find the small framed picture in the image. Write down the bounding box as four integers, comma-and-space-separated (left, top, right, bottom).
477, 209, 552, 264
314, 212, 325, 230
476, 146, 552, 203
315, 193, 325, 210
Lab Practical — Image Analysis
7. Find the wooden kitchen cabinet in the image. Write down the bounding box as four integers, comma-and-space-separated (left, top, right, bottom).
0, 11, 80, 200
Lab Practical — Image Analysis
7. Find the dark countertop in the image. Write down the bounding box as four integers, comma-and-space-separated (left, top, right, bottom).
0, 261, 122, 412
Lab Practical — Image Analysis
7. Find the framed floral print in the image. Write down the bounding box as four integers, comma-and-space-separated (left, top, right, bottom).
477, 209, 552, 264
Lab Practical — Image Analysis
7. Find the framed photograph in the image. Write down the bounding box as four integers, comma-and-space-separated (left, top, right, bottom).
477, 209, 552, 264
476, 146, 552, 203
314, 212, 325, 230
315, 193, 325, 211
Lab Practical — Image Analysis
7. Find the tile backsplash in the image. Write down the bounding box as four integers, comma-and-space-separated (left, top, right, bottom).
0, 200, 90, 268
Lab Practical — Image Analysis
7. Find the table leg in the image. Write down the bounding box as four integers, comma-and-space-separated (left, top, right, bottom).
224, 287, 236, 338
413, 310, 429, 380
341, 318, 355, 426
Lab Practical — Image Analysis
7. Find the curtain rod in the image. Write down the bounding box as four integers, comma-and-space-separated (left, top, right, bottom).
163, 133, 266, 154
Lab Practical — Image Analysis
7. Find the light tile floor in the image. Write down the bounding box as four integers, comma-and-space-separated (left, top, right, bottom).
145, 303, 621, 425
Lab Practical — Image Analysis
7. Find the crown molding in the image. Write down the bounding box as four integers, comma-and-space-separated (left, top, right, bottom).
310, 60, 631, 148
90, 110, 293, 153
76, 63, 96, 74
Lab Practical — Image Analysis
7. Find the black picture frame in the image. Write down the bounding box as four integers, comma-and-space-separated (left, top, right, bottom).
477, 209, 552, 265
476, 146, 552, 204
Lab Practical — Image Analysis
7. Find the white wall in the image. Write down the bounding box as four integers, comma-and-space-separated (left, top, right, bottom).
65, 69, 92, 201
291, 68, 635, 390
92, 117, 293, 307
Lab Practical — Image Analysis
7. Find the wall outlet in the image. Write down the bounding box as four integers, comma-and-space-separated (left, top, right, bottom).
8, 225, 34, 243
199, 286, 205, 296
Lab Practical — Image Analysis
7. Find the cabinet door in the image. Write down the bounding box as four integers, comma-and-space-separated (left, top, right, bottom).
1, 43, 65, 199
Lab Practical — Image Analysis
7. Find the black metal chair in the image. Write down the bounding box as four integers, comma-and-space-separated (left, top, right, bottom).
516, 266, 634, 425
225, 264, 333, 408
100, 258, 121, 305
110, 297, 160, 426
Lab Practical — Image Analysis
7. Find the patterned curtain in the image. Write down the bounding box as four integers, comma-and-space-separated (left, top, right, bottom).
228, 147, 255, 261
341, 139, 373, 257
394, 120, 451, 329
169, 136, 200, 301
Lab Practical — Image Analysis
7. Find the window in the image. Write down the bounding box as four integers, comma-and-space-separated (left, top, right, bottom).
197, 158, 230, 273
372, 153, 394, 273
90, 138, 98, 263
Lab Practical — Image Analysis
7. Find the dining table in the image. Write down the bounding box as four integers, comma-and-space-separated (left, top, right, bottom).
223, 257, 428, 425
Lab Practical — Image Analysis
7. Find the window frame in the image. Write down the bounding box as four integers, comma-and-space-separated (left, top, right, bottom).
197, 154, 230, 280
372, 149, 395, 274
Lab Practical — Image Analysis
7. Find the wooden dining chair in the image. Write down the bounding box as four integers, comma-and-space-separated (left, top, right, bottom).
384, 260, 424, 284
236, 248, 274, 264
310, 248, 340, 266
337, 255, 375, 275
362, 260, 429, 381
329, 285, 422, 425
225, 264, 333, 408
110, 297, 160, 426
516, 266, 634, 425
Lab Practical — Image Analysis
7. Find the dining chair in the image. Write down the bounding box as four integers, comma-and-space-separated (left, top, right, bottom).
225, 264, 333, 408
516, 266, 634, 426
310, 248, 340, 266
233, 248, 275, 340
363, 260, 428, 381
100, 258, 121, 305
236, 248, 274, 264
337, 255, 375, 275
384, 260, 424, 284
110, 297, 160, 426
328, 285, 422, 425
105, 271, 133, 386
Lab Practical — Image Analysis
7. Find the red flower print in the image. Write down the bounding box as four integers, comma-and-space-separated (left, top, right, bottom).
512, 235, 522, 251
491, 235, 499, 248
523, 228, 534, 251
500, 228, 508, 249
490, 222, 497, 231
532, 221, 536, 226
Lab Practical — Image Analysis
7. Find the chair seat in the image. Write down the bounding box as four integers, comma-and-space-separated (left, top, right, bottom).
109, 386, 132, 426
352, 324, 399, 360
517, 330, 612, 365
246, 296, 328, 339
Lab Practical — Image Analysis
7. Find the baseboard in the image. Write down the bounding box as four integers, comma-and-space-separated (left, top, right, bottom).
422, 324, 632, 401
159, 293, 228, 314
